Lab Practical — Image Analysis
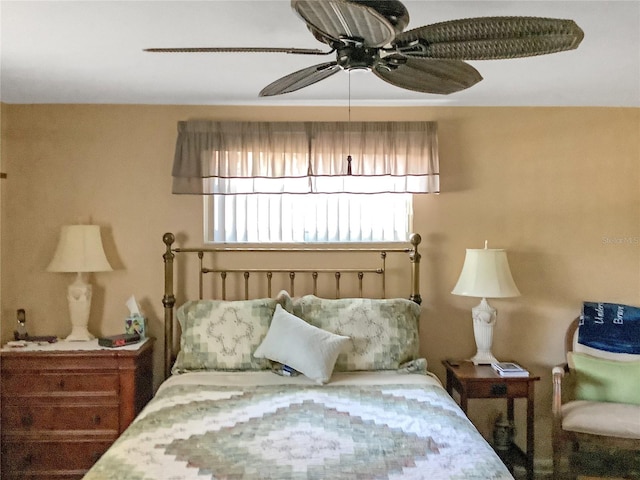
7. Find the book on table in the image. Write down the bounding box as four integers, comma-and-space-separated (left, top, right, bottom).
491, 362, 529, 377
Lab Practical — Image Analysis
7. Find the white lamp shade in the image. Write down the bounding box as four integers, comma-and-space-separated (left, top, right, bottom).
47, 225, 113, 273
451, 248, 520, 298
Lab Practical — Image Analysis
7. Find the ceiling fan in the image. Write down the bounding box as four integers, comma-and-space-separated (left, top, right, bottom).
145, 0, 584, 97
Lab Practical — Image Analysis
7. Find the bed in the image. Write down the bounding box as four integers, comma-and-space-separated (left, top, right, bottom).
83, 233, 513, 480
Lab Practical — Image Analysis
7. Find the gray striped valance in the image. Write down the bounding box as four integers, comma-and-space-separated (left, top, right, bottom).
172, 121, 439, 194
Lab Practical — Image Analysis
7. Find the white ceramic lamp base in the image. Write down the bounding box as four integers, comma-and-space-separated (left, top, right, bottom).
470, 298, 498, 365
66, 272, 94, 341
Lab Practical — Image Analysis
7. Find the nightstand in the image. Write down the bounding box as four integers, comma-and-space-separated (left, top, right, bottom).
0, 338, 154, 480
442, 359, 540, 480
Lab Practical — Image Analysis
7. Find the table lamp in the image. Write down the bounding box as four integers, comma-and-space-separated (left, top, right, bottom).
47, 225, 113, 341
451, 241, 520, 365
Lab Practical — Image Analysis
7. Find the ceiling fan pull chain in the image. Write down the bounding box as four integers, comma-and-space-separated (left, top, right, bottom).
347, 71, 353, 176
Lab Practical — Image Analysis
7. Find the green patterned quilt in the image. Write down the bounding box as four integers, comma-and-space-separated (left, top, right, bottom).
84, 375, 513, 480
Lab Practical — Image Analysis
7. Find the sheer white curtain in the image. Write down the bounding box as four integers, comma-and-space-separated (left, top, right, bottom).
173, 121, 312, 195
172, 121, 439, 194
309, 122, 439, 193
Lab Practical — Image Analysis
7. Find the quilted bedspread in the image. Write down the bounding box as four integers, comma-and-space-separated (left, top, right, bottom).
84, 373, 513, 480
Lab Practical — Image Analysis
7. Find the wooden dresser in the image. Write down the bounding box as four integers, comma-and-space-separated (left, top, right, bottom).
0, 339, 154, 480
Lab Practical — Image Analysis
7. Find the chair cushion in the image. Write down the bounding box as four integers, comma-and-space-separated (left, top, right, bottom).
562, 400, 640, 439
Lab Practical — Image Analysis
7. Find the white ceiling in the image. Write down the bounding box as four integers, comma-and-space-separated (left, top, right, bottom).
1, 0, 639, 107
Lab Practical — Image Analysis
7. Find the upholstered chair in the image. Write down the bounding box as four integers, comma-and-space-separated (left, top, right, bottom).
552, 317, 640, 479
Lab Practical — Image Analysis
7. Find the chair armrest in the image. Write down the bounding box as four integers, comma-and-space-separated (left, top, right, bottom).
552, 363, 569, 418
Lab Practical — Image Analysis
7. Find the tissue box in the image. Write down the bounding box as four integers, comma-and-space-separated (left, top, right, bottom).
125, 315, 146, 339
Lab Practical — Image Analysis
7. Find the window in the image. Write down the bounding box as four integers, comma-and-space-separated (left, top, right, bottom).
172, 121, 438, 244
205, 191, 413, 244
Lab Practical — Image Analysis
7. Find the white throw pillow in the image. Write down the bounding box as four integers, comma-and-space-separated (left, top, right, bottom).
254, 304, 349, 384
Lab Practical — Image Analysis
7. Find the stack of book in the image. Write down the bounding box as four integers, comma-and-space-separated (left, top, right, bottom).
491, 362, 529, 377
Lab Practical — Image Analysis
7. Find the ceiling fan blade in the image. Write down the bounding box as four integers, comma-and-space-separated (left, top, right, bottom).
144, 47, 332, 55
394, 17, 584, 60
352, 0, 410, 33
260, 61, 341, 96
292, 0, 396, 47
373, 55, 482, 95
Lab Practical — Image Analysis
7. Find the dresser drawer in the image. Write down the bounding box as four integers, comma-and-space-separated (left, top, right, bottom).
1, 438, 113, 474
2, 403, 119, 432
465, 380, 529, 398
1, 371, 119, 396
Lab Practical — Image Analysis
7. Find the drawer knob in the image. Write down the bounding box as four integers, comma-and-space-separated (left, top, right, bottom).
21, 413, 34, 427
92, 414, 101, 425
58, 379, 66, 389
23, 453, 34, 466
491, 383, 507, 395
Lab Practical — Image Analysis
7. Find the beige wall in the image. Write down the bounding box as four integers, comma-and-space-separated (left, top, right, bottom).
2, 103, 639, 466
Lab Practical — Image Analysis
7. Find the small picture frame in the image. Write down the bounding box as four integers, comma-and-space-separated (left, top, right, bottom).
125, 315, 146, 339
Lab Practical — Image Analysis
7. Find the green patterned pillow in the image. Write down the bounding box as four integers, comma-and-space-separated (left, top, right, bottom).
292, 295, 420, 371
172, 299, 276, 374
275, 290, 294, 313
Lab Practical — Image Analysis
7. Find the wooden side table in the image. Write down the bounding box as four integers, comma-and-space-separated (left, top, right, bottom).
0, 338, 154, 480
442, 359, 540, 480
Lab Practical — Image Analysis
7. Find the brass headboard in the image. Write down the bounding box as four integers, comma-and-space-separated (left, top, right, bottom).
162, 232, 422, 379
